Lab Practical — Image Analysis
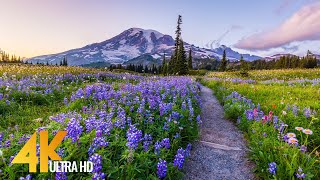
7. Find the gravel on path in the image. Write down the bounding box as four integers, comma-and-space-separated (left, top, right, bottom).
183, 85, 256, 180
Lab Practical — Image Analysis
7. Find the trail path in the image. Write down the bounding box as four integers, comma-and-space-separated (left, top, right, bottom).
183, 85, 255, 180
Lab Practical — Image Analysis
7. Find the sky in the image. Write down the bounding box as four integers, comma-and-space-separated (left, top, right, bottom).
0, 0, 319, 58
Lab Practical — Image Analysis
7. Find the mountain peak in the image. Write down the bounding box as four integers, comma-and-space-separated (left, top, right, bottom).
219, 45, 227, 49
27, 28, 261, 65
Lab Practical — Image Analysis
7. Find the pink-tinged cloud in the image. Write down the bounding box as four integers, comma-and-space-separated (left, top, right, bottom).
235, 2, 320, 50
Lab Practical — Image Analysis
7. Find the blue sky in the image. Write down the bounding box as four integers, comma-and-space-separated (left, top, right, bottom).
0, 0, 319, 57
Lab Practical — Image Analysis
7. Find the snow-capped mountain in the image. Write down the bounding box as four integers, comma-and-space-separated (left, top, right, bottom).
27, 28, 262, 65
264, 53, 320, 61
264, 53, 297, 61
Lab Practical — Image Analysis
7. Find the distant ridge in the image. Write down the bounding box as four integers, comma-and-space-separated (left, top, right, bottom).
27, 28, 262, 66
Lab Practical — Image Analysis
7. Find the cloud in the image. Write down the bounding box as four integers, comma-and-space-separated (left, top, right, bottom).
281, 44, 299, 52
206, 25, 243, 49
234, 2, 320, 50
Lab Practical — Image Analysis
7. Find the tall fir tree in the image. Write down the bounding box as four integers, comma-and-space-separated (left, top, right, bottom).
168, 55, 174, 74
162, 52, 167, 75
219, 49, 227, 71
188, 48, 193, 69
172, 15, 182, 74
239, 55, 248, 75
177, 39, 188, 75
239, 55, 245, 70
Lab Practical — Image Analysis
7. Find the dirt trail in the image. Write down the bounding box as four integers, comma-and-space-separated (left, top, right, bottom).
183, 85, 255, 180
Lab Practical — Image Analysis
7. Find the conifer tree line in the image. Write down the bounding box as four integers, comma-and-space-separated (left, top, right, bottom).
249, 52, 318, 69
240, 51, 318, 70
109, 63, 161, 74
25, 56, 68, 66
162, 15, 193, 76
216, 50, 318, 72
0, 50, 22, 63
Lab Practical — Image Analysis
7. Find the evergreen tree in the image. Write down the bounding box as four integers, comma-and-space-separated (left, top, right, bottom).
168, 55, 174, 74
239, 55, 248, 76
162, 53, 167, 75
172, 15, 182, 74
144, 65, 149, 73
177, 39, 188, 75
188, 48, 193, 69
219, 49, 227, 71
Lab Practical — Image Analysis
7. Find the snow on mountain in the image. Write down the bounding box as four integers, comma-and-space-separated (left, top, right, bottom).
27, 28, 262, 65
264, 53, 297, 61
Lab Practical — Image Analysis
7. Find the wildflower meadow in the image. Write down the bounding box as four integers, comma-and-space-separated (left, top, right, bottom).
205, 69, 320, 179
0, 64, 201, 179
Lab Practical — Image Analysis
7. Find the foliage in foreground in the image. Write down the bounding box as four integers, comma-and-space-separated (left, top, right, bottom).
204, 79, 320, 179
0, 64, 202, 179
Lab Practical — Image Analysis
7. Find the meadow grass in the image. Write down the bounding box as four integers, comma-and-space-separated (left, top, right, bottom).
207, 68, 320, 80
0, 64, 201, 179
204, 69, 320, 179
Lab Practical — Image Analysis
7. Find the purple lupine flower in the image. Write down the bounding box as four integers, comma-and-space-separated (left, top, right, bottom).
9, 155, 15, 166
19, 174, 32, 180
0, 132, 3, 142
88, 136, 109, 155
172, 111, 180, 120
126, 124, 143, 150
36, 144, 40, 156
196, 115, 201, 124
126, 117, 132, 125
181, 101, 187, 110
157, 159, 167, 179
114, 106, 126, 129
18, 134, 30, 145
163, 122, 169, 131
143, 141, 151, 152
292, 105, 298, 116
57, 148, 65, 158
268, 162, 277, 175
96, 130, 102, 137
66, 118, 83, 143
92, 172, 106, 180
154, 141, 162, 155
25, 174, 32, 180
300, 145, 307, 153
174, 132, 180, 139
55, 165, 68, 180
296, 167, 306, 179
63, 97, 68, 106
303, 108, 311, 118
89, 153, 103, 173
246, 110, 254, 120
5, 140, 10, 148
273, 116, 278, 124
173, 148, 185, 169
161, 138, 170, 149
263, 132, 267, 137
283, 135, 289, 142
185, 143, 192, 157
142, 133, 153, 151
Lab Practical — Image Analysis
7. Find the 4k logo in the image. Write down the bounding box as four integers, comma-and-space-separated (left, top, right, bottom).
12, 131, 67, 172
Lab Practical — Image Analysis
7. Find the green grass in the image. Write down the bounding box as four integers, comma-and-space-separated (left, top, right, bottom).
203, 69, 320, 179
208, 68, 320, 80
